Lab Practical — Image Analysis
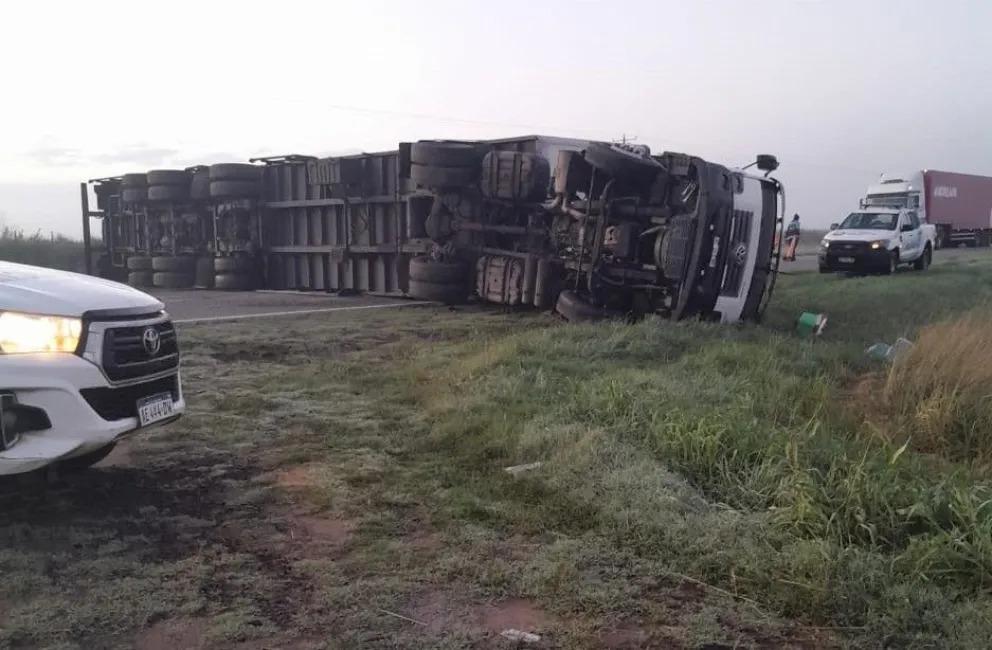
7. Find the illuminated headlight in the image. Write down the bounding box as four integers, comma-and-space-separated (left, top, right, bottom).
820, 239, 830, 250
0, 312, 82, 354
869, 240, 888, 250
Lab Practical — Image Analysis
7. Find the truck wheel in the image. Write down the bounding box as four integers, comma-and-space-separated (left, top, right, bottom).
127, 271, 155, 287
410, 163, 478, 189
146, 169, 189, 186
121, 173, 147, 188
214, 272, 255, 291
122, 188, 147, 203
59, 443, 117, 473
556, 290, 606, 322
214, 255, 256, 273
210, 180, 261, 199
584, 143, 663, 185
408, 256, 467, 284
410, 141, 485, 167
152, 256, 196, 272
194, 257, 215, 288
208, 163, 262, 182
408, 279, 468, 304
153, 272, 195, 288
126, 255, 153, 271
147, 184, 190, 202
914, 246, 932, 271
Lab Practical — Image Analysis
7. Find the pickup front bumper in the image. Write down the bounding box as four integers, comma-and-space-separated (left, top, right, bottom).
818, 245, 892, 273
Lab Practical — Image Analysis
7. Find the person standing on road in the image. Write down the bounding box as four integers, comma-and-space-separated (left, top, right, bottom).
784, 214, 801, 261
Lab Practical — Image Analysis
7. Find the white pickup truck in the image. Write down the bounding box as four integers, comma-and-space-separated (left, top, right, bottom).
0, 261, 184, 476
818, 208, 936, 274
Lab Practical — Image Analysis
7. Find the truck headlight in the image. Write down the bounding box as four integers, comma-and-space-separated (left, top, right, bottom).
820, 239, 830, 250
870, 240, 888, 250
0, 312, 82, 354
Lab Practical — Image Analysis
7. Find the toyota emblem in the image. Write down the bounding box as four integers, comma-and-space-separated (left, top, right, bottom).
142, 327, 161, 356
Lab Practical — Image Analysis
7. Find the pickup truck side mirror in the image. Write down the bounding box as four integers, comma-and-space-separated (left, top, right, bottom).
829, 223, 839, 231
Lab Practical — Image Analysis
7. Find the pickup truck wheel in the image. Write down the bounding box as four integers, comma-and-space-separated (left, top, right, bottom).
884, 251, 898, 275
914, 246, 932, 271
59, 443, 117, 473
556, 290, 606, 322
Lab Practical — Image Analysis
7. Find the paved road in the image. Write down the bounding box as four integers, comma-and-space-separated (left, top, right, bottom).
783, 246, 990, 274
153, 289, 428, 323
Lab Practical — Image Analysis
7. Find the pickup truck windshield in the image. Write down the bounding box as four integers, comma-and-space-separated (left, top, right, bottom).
839, 212, 898, 230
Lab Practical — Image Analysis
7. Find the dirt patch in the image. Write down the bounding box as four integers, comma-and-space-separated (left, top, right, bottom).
134, 617, 208, 650
97, 441, 136, 467
479, 597, 552, 635
288, 513, 353, 549
272, 464, 318, 490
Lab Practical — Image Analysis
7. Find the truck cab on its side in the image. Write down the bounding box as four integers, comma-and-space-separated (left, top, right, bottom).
818, 208, 936, 274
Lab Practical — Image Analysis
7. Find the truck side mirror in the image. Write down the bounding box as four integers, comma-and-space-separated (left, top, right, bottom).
829, 223, 839, 231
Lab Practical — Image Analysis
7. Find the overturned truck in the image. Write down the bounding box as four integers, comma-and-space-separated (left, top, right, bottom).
82, 135, 783, 322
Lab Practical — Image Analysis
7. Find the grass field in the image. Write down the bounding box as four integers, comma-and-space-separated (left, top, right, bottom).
2, 251, 992, 648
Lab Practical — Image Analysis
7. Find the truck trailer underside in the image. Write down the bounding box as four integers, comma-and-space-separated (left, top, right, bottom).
83, 135, 783, 323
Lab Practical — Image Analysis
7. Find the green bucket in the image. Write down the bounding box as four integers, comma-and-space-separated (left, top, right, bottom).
797, 312, 827, 337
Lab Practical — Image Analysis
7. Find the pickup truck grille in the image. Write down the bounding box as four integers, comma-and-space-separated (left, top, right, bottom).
81, 375, 179, 421
101, 321, 179, 382
829, 240, 871, 254
720, 209, 753, 296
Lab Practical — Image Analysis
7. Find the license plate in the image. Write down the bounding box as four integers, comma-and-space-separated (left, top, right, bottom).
137, 392, 175, 427
839, 257, 856, 264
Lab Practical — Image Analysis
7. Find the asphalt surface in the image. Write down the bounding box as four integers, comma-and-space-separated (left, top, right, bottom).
783, 246, 988, 274
153, 289, 427, 323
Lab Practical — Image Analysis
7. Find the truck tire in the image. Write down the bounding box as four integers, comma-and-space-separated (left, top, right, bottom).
214, 272, 255, 291
408, 278, 468, 304
208, 163, 261, 182
214, 256, 256, 273
556, 290, 607, 322
410, 141, 485, 167
883, 250, 898, 275
126, 255, 153, 271
410, 163, 478, 189
127, 271, 155, 287
152, 256, 196, 272
914, 246, 932, 271
194, 257, 215, 288
59, 443, 117, 473
147, 184, 190, 202
190, 170, 211, 200
146, 169, 189, 186
122, 188, 147, 203
210, 180, 261, 199
121, 173, 147, 188
584, 143, 663, 185
153, 272, 195, 288
408, 256, 467, 284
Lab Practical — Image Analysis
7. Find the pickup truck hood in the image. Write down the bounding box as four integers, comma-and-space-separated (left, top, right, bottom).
823, 229, 897, 242
0, 262, 163, 318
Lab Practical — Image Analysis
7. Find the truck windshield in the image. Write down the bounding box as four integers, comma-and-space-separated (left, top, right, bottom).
865, 194, 907, 208
839, 213, 898, 230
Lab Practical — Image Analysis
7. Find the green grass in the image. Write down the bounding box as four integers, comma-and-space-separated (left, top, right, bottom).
0, 227, 92, 272
3, 251, 992, 648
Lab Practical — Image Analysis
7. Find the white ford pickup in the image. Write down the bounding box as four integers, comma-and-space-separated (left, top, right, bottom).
819, 208, 936, 274
0, 261, 184, 475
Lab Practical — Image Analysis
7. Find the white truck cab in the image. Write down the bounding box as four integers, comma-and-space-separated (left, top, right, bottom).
818, 208, 936, 274
0, 261, 184, 476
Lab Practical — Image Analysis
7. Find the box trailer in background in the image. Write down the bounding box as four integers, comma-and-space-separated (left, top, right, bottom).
862, 170, 992, 248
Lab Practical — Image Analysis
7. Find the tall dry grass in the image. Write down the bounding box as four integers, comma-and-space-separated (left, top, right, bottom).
884, 309, 992, 463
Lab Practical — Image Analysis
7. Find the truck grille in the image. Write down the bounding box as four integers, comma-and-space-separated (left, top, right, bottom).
80, 375, 179, 421
720, 209, 753, 296
829, 240, 871, 254
102, 321, 179, 381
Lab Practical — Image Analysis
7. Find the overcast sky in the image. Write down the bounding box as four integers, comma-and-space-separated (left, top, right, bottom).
1, 0, 990, 236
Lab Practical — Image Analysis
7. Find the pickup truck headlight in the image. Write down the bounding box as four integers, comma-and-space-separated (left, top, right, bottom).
820, 239, 830, 250
0, 312, 82, 354
869, 240, 889, 250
